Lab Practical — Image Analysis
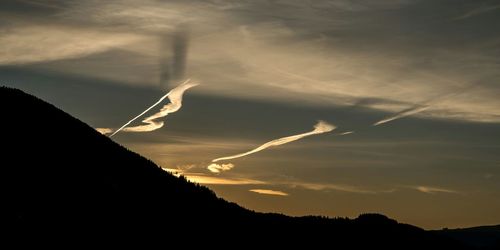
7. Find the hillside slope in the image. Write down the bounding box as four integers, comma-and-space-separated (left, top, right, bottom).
435, 225, 500, 249
1, 86, 467, 247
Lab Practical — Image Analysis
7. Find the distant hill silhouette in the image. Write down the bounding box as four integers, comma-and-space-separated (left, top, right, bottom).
0, 86, 481, 247
434, 225, 500, 249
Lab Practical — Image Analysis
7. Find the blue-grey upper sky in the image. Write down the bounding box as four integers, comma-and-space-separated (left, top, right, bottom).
1, 0, 500, 229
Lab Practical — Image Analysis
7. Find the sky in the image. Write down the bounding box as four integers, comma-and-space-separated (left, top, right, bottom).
1, 0, 500, 229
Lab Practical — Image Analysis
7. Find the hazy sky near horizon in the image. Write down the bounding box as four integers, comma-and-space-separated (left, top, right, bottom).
1, 0, 500, 229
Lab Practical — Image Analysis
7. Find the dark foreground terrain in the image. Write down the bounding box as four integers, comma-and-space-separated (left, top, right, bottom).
2, 87, 496, 248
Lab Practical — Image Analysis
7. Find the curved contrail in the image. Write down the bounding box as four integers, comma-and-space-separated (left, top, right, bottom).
122, 79, 198, 133
212, 121, 335, 162
104, 79, 196, 137
110, 91, 171, 137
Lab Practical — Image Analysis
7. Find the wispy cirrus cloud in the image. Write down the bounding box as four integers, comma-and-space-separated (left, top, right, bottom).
158, 154, 467, 197
249, 189, 289, 196
0, 24, 142, 65
413, 186, 459, 194
288, 182, 393, 194
168, 165, 390, 195
454, 4, 500, 20
3, 0, 500, 124
182, 174, 266, 185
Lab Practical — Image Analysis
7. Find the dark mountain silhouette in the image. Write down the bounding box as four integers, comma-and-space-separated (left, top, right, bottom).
434, 225, 500, 249
0, 86, 476, 247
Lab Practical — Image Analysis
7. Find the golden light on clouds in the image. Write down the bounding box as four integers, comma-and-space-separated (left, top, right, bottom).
183, 174, 265, 185
4, 0, 498, 229
249, 189, 289, 196
95, 128, 113, 135
2, 1, 499, 124
0, 24, 141, 65
207, 163, 235, 173
415, 186, 458, 194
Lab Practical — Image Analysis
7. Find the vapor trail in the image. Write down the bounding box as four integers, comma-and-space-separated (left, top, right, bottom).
212, 121, 335, 162
373, 105, 429, 126
109, 79, 196, 137
372, 84, 477, 126
337, 131, 354, 135
110, 91, 171, 137
121, 79, 198, 133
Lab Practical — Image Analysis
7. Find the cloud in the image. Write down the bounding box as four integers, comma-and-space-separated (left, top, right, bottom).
165, 165, 385, 194
57, 0, 215, 33
207, 163, 235, 173
414, 186, 458, 194
182, 174, 265, 185
161, 164, 196, 175
249, 189, 289, 196
14, 0, 66, 10
161, 167, 183, 177
176, 164, 197, 171
4, 0, 500, 124
338, 131, 354, 135
100, 79, 197, 136
0, 24, 142, 65
95, 128, 113, 135
162, 164, 391, 195
212, 121, 335, 162
289, 182, 388, 194
162, 166, 263, 185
